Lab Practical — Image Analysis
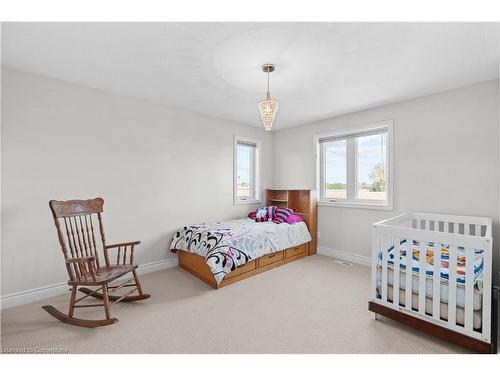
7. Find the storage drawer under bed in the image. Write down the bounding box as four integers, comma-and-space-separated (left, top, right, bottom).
258, 250, 284, 267
285, 244, 307, 259
225, 259, 257, 279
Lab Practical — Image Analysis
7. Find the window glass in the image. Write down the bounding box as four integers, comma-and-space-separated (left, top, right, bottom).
236, 142, 254, 199
324, 139, 347, 199
356, 133, 387, 201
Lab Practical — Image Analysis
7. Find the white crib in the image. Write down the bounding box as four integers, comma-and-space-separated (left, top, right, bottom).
369, 212, 493, 353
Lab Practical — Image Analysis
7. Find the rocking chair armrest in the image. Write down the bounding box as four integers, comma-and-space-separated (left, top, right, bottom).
65, 256, 96, 264
105, 241, 141, 250
103, 241, 140, 266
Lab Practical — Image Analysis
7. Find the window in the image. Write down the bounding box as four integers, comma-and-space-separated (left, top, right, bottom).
234, 136, 261, 205
315, 121, 393, 209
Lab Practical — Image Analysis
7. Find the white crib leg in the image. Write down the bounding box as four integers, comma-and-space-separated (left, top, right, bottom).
371, 312, 378, 320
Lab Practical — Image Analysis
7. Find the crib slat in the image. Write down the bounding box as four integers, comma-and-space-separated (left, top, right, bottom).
475, 224, 481, 237
432, 241, 441, 320
418, 241, 426, 314
381, 235, 388, 303
464, 224, 470, 236
464, 247, 474, 331
371, 229, 378, 301
482, 241, 492, 341
393, 238, 400, 308
405, 239, 413, 310
448, 245, 458, 328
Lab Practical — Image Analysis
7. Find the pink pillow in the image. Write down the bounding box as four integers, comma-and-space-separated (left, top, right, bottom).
272, 207, 294, 224
286, 214, 304, 224
248, 211, 257, 220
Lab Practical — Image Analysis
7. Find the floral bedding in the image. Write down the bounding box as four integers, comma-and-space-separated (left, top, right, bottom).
170, 218, 312, 285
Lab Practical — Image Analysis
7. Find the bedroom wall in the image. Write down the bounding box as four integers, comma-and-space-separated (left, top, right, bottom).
1, 67, 274, 296
273, 80, 500, 282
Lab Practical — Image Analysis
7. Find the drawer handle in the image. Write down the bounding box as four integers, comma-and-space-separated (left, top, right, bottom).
293, 247, 300, 251
268, 254, 275, 258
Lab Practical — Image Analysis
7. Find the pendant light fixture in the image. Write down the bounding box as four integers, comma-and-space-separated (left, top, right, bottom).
258, 63, 279, 131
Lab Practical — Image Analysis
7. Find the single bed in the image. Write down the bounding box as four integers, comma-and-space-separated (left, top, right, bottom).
170, 189, 317, 288
170, 218, 312, 287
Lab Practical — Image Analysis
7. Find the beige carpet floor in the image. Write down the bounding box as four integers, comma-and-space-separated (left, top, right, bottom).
1, 255, 471, 353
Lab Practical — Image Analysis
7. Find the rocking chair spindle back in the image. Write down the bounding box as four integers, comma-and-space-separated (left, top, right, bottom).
50, 198, 105, 283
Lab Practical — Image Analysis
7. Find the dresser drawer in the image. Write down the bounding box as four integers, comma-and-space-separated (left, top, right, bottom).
285, 244, 307, 259
226, 259, 257, 279
258, 251, 284, 268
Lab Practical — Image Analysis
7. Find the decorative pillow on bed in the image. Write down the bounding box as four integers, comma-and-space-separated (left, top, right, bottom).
255, 206, 276, 222
286, 214, 304, 224
272, 207, 294, 224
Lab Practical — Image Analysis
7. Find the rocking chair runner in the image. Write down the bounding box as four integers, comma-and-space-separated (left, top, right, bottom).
43, 198, 150, 327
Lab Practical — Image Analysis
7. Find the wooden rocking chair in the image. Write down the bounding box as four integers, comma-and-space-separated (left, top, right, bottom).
43, 198, 150, 327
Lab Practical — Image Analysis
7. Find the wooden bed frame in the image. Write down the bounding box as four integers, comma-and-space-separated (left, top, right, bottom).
179, 242, 311, 289
178, 189, 317, 289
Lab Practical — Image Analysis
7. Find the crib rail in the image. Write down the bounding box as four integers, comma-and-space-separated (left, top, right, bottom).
371, 212, 492, 344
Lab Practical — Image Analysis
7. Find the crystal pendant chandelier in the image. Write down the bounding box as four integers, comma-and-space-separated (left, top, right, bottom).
258, 64, 279, 131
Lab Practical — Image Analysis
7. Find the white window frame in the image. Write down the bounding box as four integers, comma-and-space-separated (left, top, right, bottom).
314, 120, 393, 210
233, 135, 262, 205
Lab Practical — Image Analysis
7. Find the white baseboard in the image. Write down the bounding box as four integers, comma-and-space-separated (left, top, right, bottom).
317, 246, 371, 267
0, 282, 71, 311
0, 257, 178, 310
135, 258, 178, 276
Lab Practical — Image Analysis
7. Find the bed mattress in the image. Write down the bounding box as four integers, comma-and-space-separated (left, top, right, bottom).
170, 218, 311, 285
378, 268, 482, 310
381, 285, 482, 330
377, 239, 484, 309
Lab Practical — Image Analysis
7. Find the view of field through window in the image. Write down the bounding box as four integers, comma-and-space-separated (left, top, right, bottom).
324, 132, 387, 201
236, 142, 254, 198
356, 133, 387, 200
324, 139, 347, 198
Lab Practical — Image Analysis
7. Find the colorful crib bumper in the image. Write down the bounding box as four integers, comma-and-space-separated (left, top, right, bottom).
377, 239, 484, 285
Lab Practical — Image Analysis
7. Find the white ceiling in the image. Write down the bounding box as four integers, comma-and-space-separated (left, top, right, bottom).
2, 23, 499, 129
